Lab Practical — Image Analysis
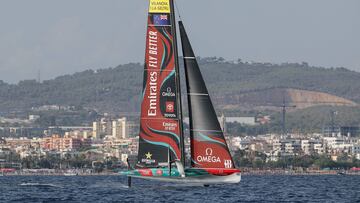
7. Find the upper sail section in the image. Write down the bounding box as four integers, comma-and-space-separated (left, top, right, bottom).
179, 21, 235, 169
137, 0, 182, 168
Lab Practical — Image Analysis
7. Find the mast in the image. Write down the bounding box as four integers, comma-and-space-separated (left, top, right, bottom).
169, 0, 185, 167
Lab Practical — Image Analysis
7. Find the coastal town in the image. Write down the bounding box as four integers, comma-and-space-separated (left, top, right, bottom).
1, 106, 360, 175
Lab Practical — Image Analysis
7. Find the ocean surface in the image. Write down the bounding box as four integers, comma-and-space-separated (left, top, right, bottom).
0, 175, 359, 202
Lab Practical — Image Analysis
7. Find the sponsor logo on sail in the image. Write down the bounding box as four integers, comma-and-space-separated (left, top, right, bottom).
163, 122, 177, 131
147, 30, 158, 117
206, 148, 213, 156
162, 87, 175, 97
196, 148, 221, 163
145, 152, 153, 159
162, 87, 176, 117
141, 159, 156, 164
165, 101, 174, 113
142, 152, 155, 164
149, 0, 170, 13
164, 101, 176, 118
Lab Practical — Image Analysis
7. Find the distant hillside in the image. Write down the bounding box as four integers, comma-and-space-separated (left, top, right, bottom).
0, 57, 360, 114
218, 88, 357, 111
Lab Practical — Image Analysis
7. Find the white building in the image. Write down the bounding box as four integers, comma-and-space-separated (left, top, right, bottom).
92, 118, 112, 139
28, 115, 40, 121
112, 117, 128, 140
301, 139, 323, 155
314, 143, 325, 154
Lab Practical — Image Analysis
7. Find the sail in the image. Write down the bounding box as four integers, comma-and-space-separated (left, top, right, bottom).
179, 21, 235, 169
137, 0, 183, 167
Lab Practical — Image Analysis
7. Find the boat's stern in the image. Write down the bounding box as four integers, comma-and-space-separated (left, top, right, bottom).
184, 168, 241, 184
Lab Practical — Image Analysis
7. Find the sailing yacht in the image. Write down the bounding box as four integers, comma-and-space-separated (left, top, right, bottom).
121, 0, 241, 185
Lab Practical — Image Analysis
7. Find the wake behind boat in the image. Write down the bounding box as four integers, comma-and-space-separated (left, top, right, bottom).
120, 0, 241, 186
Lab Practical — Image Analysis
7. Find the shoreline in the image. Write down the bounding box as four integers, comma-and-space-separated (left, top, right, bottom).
1, 170, 360, 176
1, 172, 119, 176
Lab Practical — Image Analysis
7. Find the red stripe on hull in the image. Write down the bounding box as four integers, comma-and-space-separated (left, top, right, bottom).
204, 168, 241, 176
138, 169, 154, 177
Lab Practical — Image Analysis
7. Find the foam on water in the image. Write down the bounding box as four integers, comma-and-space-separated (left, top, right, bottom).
20, 182, 62, 188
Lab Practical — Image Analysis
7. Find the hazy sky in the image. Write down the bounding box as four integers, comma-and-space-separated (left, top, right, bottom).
0, 0, 359, 83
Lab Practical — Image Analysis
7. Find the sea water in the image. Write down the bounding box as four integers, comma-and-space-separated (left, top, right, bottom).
0, 175, 359, 202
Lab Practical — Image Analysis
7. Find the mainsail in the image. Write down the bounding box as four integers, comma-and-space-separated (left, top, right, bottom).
137, 0, 183, 167
179, 21, 235, 169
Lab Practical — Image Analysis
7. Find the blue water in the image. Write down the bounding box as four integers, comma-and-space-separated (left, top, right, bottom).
0, 175, 359, 202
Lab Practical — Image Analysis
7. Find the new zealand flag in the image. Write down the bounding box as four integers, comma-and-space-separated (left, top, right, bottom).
153, 14, 170, 26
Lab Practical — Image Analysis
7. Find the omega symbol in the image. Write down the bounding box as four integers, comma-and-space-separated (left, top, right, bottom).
205, 148, 213, 156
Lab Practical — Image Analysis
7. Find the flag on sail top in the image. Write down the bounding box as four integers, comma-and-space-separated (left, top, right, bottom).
153, 14, 170, 26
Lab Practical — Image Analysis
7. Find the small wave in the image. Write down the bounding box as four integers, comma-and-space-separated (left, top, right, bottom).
90, 181, 129, 189
153, 182, 206, 187
20, 182, 62, 188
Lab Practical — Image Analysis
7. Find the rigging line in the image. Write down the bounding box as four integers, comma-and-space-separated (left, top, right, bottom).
174, 0, 182, 20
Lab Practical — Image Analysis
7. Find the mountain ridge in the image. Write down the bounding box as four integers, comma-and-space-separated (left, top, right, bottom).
0, 57, 359, 114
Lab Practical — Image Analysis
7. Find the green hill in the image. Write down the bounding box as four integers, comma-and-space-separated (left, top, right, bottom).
0, 57, 359, 115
